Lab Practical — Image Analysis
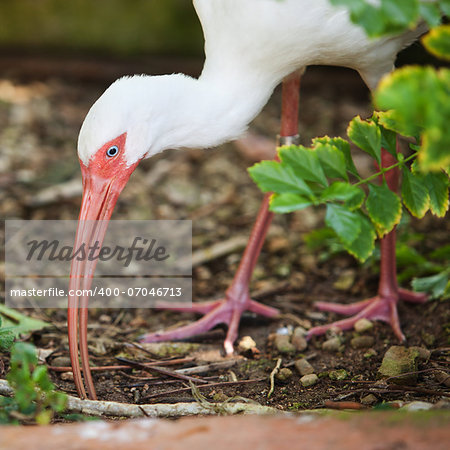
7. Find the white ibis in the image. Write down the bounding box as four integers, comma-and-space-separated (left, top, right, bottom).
69, 0, 427, 399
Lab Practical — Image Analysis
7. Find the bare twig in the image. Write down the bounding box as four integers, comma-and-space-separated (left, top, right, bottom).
0, 380, 278, 418
141, 378, 266, 400
324, 400, 367, 410
48, 357, 194, 373
268, 358, 282, 399
115, 357, 208, 384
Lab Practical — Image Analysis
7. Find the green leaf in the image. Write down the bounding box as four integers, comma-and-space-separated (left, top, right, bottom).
348, 116, 381, 163
412, 270, 450, 300
315, 142, 348, 181
419, 3, 442, 28
442, 0, 450, 16
401, 167, 429, 218
423, 171, 450, 217
278, 145, 328, 186
366, 182, 402, 236
313, 136, 359, 178
325, 204, 362, 245
269, 193, 313, 214
320, 182, 365, 209
248, 161, 314, 197
344, 213, 377, 262
423, 25, 450, 61
373, 112, 398, 158
380, 0, 419, 28
375, 66, 450, 171
0, 304, 49, 338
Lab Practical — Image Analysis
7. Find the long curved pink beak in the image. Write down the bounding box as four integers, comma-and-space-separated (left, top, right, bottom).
68, 158, 137, 399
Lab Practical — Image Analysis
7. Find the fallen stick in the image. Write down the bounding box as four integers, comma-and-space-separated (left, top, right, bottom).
0, 379, 278, 418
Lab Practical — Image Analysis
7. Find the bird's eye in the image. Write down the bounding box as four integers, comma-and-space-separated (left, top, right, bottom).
106, 145, 119, 158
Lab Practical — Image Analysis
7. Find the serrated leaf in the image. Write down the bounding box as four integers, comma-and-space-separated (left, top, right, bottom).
320, 182, 365, 209
348, 116, 381, 163
423, 25, 450, 61
401, 167, 429, 218
344, 213, 377, 262
278, 145, 328, 186
315, 142, 348, 181
314, 136, 359, 177
325, 204, 362, 245
269, 193, 313, 214
248, 161, 314, 197
373, 112, 398, 158
376, 66, 450, 171
424, 171, 450, 217
366, 182, 402, 236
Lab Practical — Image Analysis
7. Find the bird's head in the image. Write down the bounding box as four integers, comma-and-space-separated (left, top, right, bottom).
68, 75, 171, 398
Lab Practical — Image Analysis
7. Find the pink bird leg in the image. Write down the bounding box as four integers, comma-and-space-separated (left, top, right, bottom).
140, 73, 302, 354
307, 147, 428, 341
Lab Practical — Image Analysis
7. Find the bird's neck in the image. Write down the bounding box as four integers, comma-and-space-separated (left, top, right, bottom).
150, 68, 278, 154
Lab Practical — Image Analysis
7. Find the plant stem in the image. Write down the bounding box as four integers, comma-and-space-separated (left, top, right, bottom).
354, 152, 417, 188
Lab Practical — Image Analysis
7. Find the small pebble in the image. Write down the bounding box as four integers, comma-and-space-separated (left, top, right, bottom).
276, 367, 293, 382
333, 269, 356, 291
361, 394, 378, 406
292, 327, 308, 351
238, 336, 257, 353
329, 369, 348, 381
322, 337, 342, 352
400, 401, 433, 412
364, 349, 377, 358
60, 371, 74, 381
300, 374, 318, 387
274, 334, 296, 354
51, 356, 71, 367
351, 335, 374, 349
354, 318, 373, 333
294, 358, 315, 376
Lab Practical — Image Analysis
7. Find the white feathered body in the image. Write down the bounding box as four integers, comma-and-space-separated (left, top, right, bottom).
78, 0, 426, 166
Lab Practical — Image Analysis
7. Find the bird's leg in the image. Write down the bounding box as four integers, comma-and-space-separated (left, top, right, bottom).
307, 143, 427, 341
140, 72, 302, 354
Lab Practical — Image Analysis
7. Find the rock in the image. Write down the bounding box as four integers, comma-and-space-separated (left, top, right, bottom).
238, 336, 257, 353
361, 394, 378, 406
377, 346, 420, 385
294, 358, 315, 376
333, 269, 356, 291
351, 335, 375, 349
274, 334, 296, 354
51, 356, 71, 367
300, 374, 318, 387
292, 328, 308, 352
354, 318, 373, 333
410, 346, 431, 362
60, 371, 74, 381
400, 401, 433, 412
322, 337, 342, 352
276, 368, 293, 382
329, 369, 348, 381
435, 370, 450, 387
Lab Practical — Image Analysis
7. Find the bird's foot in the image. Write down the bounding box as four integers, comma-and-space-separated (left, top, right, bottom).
140, 297, 279, 355
307, 289, 427, 341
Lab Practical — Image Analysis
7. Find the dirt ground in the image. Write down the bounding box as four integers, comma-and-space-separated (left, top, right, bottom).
0, 54, 449, 414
